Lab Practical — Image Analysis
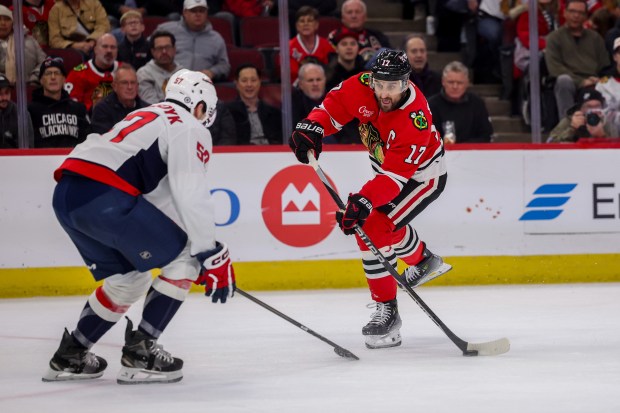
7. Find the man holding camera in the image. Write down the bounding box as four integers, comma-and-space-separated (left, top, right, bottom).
547, 88, 619, 142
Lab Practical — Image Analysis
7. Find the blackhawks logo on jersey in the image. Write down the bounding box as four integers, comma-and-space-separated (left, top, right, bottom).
410, 110, 428, 130
358, 72, 371, 87
359, 122, 385, 163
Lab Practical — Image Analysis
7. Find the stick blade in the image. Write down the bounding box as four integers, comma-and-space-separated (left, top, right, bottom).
334, 347, 360, 360
465, 337, 510, 356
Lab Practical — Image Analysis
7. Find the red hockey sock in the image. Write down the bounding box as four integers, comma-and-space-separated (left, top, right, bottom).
366, 276, 397, 302
400, 241, 426, 266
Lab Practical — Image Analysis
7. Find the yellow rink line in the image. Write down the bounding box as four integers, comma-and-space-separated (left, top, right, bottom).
1, 254, 619, 298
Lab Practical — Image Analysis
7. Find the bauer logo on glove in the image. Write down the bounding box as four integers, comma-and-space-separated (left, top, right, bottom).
289, 119, 324, 164
336, 193, 373, 235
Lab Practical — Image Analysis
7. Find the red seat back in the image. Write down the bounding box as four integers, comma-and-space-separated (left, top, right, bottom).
317, 17, 341, 38
143, 16, 168, 38
239, 16, 279, 48
211, 17, 235, 46
227, 47, 267, 81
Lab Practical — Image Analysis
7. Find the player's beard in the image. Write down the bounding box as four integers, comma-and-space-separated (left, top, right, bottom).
377, 97, 397, 112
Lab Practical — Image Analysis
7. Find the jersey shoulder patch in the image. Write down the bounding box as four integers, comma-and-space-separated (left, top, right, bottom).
73, 63, 87, 72
599, 76, 609, 84
358, 72, 371, 86
410, 110, 429, 130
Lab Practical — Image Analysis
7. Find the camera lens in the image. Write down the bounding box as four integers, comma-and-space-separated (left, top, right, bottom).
586, 112, 601, 126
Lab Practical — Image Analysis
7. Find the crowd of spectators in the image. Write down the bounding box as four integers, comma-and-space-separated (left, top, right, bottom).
1, 0, 619, 148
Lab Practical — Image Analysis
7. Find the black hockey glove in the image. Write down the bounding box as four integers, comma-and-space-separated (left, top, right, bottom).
289, 119, 324, 164
336, 193, 373, 235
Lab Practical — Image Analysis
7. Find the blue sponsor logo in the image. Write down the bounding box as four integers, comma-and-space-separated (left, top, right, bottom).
211, 188, 240, 226
519, 184, 577, 221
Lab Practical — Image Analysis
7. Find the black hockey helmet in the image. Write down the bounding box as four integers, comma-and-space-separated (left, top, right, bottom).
370, 49, 411, 82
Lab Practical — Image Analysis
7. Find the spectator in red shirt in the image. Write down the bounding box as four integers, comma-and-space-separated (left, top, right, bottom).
289, 6, 334, 84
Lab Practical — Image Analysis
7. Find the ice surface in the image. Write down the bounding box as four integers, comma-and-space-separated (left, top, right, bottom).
1, 284, 618, 413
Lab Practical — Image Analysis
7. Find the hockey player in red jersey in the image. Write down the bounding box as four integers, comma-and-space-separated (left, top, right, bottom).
42, 69, 236, 384
289, 49, 451, 349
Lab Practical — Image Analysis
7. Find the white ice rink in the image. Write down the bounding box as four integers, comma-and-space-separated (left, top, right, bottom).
1, 284, 619, 413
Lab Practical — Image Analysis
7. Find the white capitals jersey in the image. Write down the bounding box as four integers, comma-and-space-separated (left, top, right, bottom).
54, 102, 216, 256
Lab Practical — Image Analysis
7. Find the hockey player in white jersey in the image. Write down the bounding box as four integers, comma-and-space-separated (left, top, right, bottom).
42, 69, 236, 384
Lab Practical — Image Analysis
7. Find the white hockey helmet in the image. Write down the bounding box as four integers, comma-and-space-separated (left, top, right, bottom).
165, 69, 218, 127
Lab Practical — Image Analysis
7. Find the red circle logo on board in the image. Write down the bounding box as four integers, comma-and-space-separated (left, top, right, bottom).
262, 165, 339, 247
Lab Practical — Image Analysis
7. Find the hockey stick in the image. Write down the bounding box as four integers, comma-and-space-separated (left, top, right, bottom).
236, 288, 359, 360
308, 152, 509, 356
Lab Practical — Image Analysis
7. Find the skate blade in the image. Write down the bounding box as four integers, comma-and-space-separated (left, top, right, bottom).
364, 330, 402, 349
117, 366, 183, 385
409, 263, 452, 288
42, 367, 104, 382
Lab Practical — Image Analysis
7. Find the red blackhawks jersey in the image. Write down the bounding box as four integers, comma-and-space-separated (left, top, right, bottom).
65, 60, 122, 111
289, 35, 334, 82
307, 72, 446, 207
54, 102, 217, 255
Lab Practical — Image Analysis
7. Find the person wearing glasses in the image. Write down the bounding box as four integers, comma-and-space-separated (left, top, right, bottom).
117, 10, 150, 71
28, 57, 89, 147
137, 31, 183, 104
545, 0, 610, 121
90, 65, 148, 133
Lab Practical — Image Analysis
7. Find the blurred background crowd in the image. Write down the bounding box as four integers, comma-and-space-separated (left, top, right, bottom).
1, 0, 619, 149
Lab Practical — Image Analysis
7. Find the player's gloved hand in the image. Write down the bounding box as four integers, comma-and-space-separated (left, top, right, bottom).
289, 119, 324, 164
195, 241, 236, 303
335, 193, 373, 235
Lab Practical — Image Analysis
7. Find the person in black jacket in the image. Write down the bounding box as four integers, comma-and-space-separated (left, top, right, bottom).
209, 101, 237, 145
0, 74, 34, 148
292, 62, 326, 127
428, 61, 494, 144
90, 65, 149, 134
403, 34, 442, 98
117, 11, 150, 71
28, 57, 89, 148
325, 29, 365, 91
225, 63, 282, 145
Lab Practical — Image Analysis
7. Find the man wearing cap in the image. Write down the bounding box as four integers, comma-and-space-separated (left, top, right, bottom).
325, 28, 365, 90
156, 0, 230, 81
548, 88, 618, 142
28, 57, 89, 148
0, 5, 47, 85
327, 0, 391, 62
0, 74, 34, 148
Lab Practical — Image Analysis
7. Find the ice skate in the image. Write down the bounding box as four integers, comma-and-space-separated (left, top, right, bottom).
362, 299, 402, 349
403, 247, 452, 288
117, 317, 183, 384
42, 328, 107, 382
